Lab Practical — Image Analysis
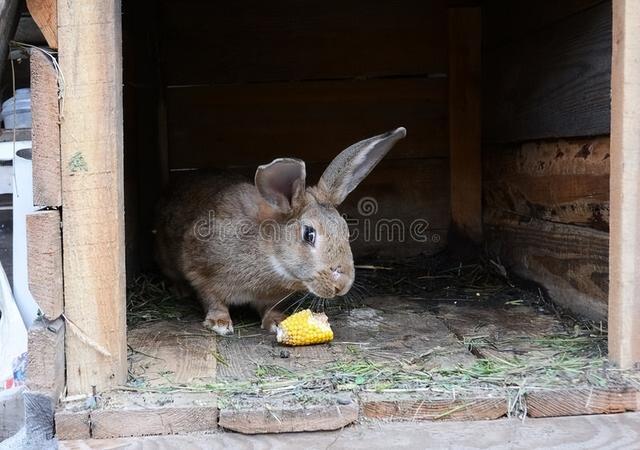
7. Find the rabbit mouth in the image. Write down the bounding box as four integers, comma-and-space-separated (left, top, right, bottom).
304, 282, 337, 299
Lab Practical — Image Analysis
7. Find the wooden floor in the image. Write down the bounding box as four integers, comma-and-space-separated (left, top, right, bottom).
59, 413, 640, 450
55, 291, 640, 439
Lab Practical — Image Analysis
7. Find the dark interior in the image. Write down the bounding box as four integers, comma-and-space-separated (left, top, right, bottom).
122, 0, 612, 320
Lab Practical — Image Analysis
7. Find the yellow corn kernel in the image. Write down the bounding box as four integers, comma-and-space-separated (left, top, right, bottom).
276, 309, 334, 346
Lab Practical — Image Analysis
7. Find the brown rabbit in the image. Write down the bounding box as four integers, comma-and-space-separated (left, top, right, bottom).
155, 127, 406, 335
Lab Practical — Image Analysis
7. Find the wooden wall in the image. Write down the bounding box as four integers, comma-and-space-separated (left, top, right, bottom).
483, 1, 612, 319
146, 0, 451, 259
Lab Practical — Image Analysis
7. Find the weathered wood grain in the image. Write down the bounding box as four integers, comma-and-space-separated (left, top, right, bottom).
361, 394, 506, 421
56, 414, 640, 450
0, 0, 19, 80
159, 0, 447, 85
30, 48, 61, 207
437, 302, 639, 417
166, 78, 448, 169
90, 402, 219, 439
608, 0, 640, 369
128, 321, 217, 387
484, 137, 610, 230
484, 1, 612, 142
449, 7, 482, 242
526, 387, 639, 418
219, 402, 358, 434
483, 0, 607, 49
484, 216, 609, 319
58, 0, 127, 395
55, 409, 91, 440
437, 303, 565, 356
26, 318, 65, 399
26, 0, 57, 49
26, 210, 63, 318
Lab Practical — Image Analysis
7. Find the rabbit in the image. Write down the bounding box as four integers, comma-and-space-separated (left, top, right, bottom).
154, 127, 406, 335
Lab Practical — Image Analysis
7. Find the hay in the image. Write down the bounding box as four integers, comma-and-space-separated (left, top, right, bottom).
123, 256, 639, 413
126, 273, 201, 326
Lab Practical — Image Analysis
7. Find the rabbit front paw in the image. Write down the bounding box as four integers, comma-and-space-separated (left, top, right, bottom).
261, 310, 286, 333
203, 312, 234, 336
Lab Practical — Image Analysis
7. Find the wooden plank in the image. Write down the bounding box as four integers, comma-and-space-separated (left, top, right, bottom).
215, 297, 475, 429
340, 159, 449, 258
128, 321, 217, 387
483, 1, 612, 142
0, 0, 20, 79
166, 78, 448, 169
159, 0, 447, 86
55, 414, 640, 449
436, 303, 566, 362
360, 394, 506, 421
26, 318, 65, 399
609, 0, 640, 369
484, 137, 611, 231
55, 409, 91, 440
215, 297, 474, 383
448, 7, 482, 242
58, 0, 127, 395
26, 0, 57, 49
30, 48, 61, 207
436, 302, 639, 417
90, 401, 219, 439
485, 215, 609, 319
526, 388, 639, 417
483, 0, 607, 49
26, 210, 63, 318
219, 402, 358, 434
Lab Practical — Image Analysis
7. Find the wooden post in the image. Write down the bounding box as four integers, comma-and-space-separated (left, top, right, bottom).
0, 0, 20, 79
25, 0, 58, 49
31, 48, 61, 207
448, 8, 482, 242
26, 210, 63, 318
58, 1, 127, 394
609, 0, 640, 369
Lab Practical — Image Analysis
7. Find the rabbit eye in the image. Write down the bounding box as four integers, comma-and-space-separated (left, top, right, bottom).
303, 225, 316, 246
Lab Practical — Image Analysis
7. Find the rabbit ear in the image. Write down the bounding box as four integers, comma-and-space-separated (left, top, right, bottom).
317, 127, 406, 205
255, 158, 306, 213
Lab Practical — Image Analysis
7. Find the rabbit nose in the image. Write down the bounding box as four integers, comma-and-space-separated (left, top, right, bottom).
331, 266, 343, 281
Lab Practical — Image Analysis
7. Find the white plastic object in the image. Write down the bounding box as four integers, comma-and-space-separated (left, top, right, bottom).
0, 260, 28, 390
2, 111, 32, 129
1, 90, 32, 129
0, 141, 16, 195
13, 147, 39, 328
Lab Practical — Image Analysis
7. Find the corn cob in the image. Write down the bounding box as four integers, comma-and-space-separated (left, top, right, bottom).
276, 309, 334, 346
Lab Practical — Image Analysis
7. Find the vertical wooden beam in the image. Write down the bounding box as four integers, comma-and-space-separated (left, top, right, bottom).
25, 0, 58, 49
0, 0, 20, 79
31, 48, 61, 207
448, 7, 482, 242
26, 210, 63, 318
609, 0, 640, 369
58, 1, 126, 394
